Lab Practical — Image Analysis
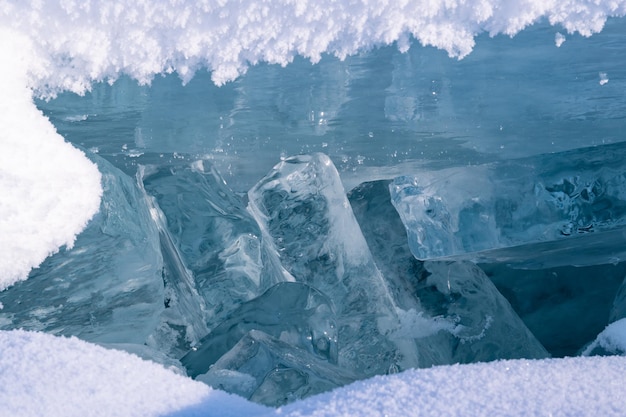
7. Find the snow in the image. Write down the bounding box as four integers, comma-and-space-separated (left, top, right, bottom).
582, 318, 626, 356
2, 329, 626, 417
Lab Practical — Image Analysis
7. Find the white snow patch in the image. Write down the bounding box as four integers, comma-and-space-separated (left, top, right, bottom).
3, 329, 626, 417
582, 318, 626, 355
0, 29, 101, 290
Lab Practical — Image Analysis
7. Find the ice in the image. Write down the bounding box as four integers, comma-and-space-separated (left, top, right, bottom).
485, 262, 626, 357
4, 0, 626, 414
390, 143, 626, 268
140, 160, 287, 355
420, 261, 549, 362
248, 153, 427, 375
349, 181, 548, 363
181, 282, 338, 379
196, 330, 358, 407
0, 153, 162, 345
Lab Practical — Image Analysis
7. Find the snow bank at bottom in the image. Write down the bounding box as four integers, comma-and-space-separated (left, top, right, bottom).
1, 329, 626, 417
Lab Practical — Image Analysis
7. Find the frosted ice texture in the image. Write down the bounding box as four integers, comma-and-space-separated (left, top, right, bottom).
0, 154, 163, 344
390, 143, 626, 267
181, 282, 338, 378
248, 154, 422, 375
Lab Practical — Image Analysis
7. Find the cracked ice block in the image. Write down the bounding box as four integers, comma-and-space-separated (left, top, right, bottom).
141, 160, 287, 338
390, 142, 626, 268
247, 153, 423, 375
349, 180, 548, 363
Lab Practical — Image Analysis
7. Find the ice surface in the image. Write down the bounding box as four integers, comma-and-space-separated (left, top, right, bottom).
181, 282, 338, 379
390, 143, 626, 268
0, 154, 163, 345
4, 329, 626, 417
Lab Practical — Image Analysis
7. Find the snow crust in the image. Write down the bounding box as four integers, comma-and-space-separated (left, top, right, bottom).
3, 329, 626, 417
1, 0, 626, 288
2, 0, 626, 91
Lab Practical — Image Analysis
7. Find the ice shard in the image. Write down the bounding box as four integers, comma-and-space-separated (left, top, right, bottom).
141, 160, 287, 342
248, 153, 428, 375
421, 260, 549, 362
196, 330, 359, 407
349, 180, 548, 363
180, 282, 338, 378
0, 153, 163, 344
390, 142, 626, 268
139, 180, 210, 358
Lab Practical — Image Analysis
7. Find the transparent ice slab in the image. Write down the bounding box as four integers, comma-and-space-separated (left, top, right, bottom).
0, 153, 163, 344
390, 142, 626, 268
420, 260, 549, 362
349, 180, 548, 363
196, 329, 359, 407
180, 282, 338, 378
141, 160, 287, 338
247, 153, 424, 375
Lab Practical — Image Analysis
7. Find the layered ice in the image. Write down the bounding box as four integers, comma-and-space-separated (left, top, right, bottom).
181, 282, 338, 379
196, 330, 357, 407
